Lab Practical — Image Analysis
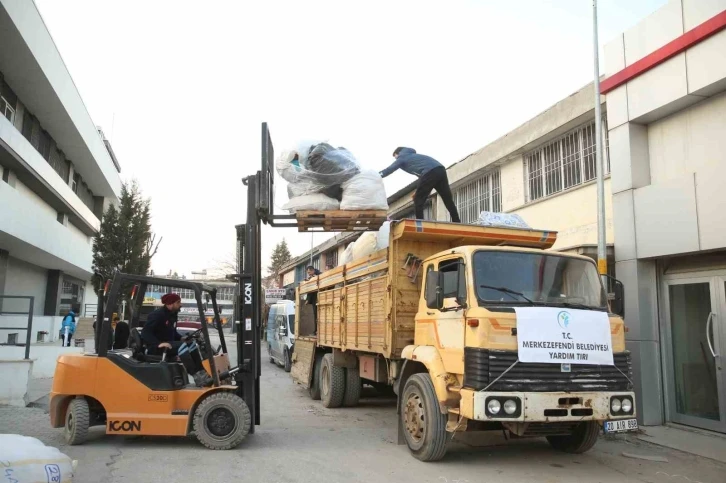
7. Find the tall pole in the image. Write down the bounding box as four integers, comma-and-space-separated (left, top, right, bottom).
592, 0, 608, 287
309, 232, 314, 267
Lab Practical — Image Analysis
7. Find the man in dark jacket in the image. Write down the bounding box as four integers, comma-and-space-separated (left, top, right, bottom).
141, 293, 212, 387
379, 147, 461, 222
305, 266, 321, 335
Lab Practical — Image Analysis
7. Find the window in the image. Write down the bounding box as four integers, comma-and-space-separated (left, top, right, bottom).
451, 170, 502, 224
0, 76, 17, 124
394, 199, 433, 221
1, 97, 14, 123
473, 250, 606, 309
325, 250, 338, 269
525, 119, 610, 202
439, 258, 465, 301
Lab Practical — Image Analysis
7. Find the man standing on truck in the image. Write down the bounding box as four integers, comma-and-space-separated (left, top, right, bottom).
305, 266, 320, 335
141, 293, 213, 387
379, 147, 461, 223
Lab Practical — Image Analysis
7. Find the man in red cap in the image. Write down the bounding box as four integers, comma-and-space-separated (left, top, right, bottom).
141, 293, 213, 387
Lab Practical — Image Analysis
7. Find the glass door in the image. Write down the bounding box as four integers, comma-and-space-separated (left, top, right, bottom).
664, 277, 726, 433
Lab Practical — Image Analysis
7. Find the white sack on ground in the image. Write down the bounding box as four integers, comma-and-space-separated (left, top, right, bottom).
282, 193, 340, 213
340, 170, 389, 210
0, 434, 76, 482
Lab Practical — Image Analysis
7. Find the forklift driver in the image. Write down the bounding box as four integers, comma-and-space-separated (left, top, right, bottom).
141, 293, 213, 387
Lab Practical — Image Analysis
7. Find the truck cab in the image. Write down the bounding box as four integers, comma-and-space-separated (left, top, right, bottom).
399, 244, 634, 461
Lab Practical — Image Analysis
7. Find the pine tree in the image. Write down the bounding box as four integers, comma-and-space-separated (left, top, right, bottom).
268, 239, 292, 281
92, 180, 161, 293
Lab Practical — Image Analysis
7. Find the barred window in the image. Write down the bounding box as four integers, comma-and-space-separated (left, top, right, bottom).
525, 119, 609, 202
325, 250, 338, 269
393, 199, 433, 221
451, 170, 502, 224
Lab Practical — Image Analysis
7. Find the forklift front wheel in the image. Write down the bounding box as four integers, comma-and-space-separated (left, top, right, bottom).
283, 348, 292, 373
64, 397, 90, 445
193, 392, 251, 450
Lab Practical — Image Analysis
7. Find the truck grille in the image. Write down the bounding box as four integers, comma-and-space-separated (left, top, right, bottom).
463, 348, 632, 392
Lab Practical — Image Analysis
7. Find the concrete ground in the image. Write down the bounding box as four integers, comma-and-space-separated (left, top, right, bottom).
2, 343, 725, 483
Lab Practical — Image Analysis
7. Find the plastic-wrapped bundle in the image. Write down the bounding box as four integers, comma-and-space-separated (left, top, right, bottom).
277, 142, 360, 203
338, 243, 355, 266
340, 170, 389, 210
476, 211, 530, 228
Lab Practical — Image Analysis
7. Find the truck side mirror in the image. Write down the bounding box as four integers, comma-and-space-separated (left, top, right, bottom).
605, 275, 625, 317
425, 270, 440, 309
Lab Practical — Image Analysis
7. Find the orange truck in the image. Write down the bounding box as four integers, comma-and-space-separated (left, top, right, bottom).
291, 219, 635, 461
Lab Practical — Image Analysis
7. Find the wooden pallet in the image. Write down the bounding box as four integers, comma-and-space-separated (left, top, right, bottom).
296, 210, 388, 232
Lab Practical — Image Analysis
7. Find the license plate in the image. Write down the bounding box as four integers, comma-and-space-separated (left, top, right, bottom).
604, 418, 638, 433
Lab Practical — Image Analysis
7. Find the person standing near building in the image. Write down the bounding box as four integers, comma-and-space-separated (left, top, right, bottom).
60, 310, 76, 347
379, 147, 461, 222
305, 266, 321, 335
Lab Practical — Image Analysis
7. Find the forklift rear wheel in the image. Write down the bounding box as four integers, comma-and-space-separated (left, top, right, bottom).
343, 367, 361, 407
546, 421, 600, 454
320, 353, 345, 408
401, 374, 448, 462
193, 392, 251, 450
64, 397, 90, 446
283, 348, 292, 373
309, 353, 323, 401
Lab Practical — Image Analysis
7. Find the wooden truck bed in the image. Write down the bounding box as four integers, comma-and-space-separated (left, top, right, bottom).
296, 220, 557, 359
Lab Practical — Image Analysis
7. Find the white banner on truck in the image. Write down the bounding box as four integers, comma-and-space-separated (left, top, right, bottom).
265, 288, 286, 304
514, 307, 613, 366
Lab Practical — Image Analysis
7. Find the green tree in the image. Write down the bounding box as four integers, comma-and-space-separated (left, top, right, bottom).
267, 239, 292, 286
92, 180, 161, 293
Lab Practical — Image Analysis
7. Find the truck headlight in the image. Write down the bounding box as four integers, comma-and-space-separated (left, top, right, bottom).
611, 398, 622, 413
487, 399, 501, 415
621, 398, 633, 414
504, 399, 518, 415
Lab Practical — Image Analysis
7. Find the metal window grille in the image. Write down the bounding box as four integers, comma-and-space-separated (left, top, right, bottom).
325, 250, 338, 268
525, 118, 609, 202
1, 97, 14, 124
451, 169, 502, 224
394, 199, 433, 221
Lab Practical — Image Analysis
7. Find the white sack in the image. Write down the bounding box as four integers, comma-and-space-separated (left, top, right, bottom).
375, 221, 391, 251
340, 170, 389, 210
338, 243, 355, 267
282, 193, 340, 213
350, 232, 378, 261
0, 434, 76, 482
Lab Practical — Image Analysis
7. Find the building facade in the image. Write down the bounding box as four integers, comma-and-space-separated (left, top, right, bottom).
0, 0, 122, 333
603, 0, 726, 433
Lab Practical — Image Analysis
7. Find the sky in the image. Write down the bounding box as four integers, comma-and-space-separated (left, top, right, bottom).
33, 0, 666, 278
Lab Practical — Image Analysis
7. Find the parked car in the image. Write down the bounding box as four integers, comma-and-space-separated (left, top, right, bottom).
266, 300, 295, 372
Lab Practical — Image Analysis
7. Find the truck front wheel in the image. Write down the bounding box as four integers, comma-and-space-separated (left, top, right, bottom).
401, 374, 448, 462
546, 421, 600, 454
320, 353, 345, 408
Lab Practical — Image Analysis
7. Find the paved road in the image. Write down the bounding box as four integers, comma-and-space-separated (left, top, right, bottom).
2, 344, 725, 483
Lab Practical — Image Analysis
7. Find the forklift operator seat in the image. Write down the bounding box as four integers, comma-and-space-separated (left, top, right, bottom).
128, 327, 162, 363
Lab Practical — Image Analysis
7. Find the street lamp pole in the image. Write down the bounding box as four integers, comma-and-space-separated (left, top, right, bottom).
592, 0, 608, 288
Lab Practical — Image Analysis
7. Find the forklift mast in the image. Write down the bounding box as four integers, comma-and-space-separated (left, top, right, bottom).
236, 123, 297, 432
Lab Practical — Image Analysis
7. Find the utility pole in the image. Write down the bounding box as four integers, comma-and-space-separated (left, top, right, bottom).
592, 0, 608, 287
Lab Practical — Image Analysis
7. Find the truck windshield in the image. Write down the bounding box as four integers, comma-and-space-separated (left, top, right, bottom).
473, 250, 607, 310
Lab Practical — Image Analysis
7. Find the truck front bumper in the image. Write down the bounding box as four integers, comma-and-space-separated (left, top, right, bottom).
462, 389, 636, 423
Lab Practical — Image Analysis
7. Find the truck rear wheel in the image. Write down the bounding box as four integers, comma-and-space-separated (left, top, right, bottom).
343, 367, 361, 407
401, 374, 448, 462
309, 353, 323, 401
64, 397, 90, 445
193, 392, 251, 450
320, 353, 345, 408
546, 421, 600, 454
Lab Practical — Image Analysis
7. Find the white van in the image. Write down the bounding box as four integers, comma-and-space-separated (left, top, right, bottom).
266, 300, 295, 372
